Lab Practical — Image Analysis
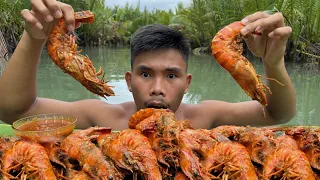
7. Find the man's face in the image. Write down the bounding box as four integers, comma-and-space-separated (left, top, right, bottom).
125, 49, 192, 112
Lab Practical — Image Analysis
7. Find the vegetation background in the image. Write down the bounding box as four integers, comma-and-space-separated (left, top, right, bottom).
0, 0, 319, 63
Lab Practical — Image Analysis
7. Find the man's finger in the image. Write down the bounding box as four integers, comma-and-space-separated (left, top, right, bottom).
21, 9, 43, 30
30, 0, 53, 22
242, 33, 255, 47
43, 0, 62, 18
254, 13, 285, 33
60, 4, 75, 31
241, 11, 269, 25
268, 26, 292, 39
241, 13, 285, 36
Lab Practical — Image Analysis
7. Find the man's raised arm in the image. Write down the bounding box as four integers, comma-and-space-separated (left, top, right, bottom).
241, 12, 296, 123
0, 0, 76, 123
194, 12, 296, 128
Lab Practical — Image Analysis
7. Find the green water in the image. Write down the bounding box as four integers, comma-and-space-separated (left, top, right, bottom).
35, 47, 320, 126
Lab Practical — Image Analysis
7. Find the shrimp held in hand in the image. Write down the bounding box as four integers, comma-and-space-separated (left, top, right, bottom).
211, 21, 283, 107
46, 10, 114, 98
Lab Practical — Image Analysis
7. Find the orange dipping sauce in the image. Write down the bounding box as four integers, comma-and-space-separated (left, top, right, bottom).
12, 114, 77, 143
18, 119, 72, 132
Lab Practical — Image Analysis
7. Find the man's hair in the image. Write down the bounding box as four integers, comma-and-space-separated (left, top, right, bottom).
130, 24, 190, 70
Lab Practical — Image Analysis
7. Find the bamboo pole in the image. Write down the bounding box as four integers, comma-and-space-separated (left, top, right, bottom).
296, 49, 320, 59
0, 30, 9, 77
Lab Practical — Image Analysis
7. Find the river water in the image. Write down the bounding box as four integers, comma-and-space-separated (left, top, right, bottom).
35, 47, 320, 126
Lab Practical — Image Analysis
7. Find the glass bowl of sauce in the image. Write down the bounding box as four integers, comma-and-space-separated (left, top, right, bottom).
12, 114, 77, 143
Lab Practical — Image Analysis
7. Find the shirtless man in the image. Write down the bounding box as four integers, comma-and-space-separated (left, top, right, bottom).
0, 0, 296, 130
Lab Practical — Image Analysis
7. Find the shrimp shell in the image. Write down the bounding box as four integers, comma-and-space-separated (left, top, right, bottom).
61, 127, 123, 179
178, 129, 216, 180
203, 141, 258, 180
97, 129, 162, 180
211, 21, 273, 107
47, 10, 114, 98
1, 140, 57, 180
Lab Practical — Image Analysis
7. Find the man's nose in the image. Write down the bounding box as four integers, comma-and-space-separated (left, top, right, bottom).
150, 77, 166, 96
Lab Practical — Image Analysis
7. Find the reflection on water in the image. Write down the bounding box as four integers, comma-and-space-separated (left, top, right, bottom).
36, 47, 319, 126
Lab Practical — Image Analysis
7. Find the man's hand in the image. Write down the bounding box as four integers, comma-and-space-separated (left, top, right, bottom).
21, 0, 79, 40
240, 12, 292, 67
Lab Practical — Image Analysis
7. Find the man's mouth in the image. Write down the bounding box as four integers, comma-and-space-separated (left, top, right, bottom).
146, 100, 168, 109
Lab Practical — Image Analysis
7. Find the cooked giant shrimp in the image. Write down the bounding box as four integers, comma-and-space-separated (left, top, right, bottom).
61, 127, 123, 179
203, 133, 258, 180
42, 141, 68, 169
47, 10, 114, 98
178, 129, 216, 180
274, 127, 320, 171
1, 140, 57, 180
128, 108, 192, 178
97, 129, 162, 180
262, 135, 315, 180
210, 125, 248, 141
211, 21, 283, 108
206, 144, 257, 179
238, 128, 277, 165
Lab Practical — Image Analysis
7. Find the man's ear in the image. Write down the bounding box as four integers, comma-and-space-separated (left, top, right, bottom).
184, 74, 192, 94
125, 71, 132, 92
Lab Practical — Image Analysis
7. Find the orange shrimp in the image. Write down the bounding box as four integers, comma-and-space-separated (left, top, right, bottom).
0, 137, 17, 157
42, 141, 68, 169
275, 134, 299, 149
61, 127, 123, 179
262, 135, 315, 179
1, 140, 57, 180
278, 127, 320, 171
128, 108, 192, 178
211, 21, 283, 107
128, 108, 156, 129
69, 171, 92, 180
211, 126, 277, 178
210, 125, 248, 141
65, 168, 93, 180
203, 131, 258, 180
46, 10, 114, 98
178, 129, 216, 180
263, 147, 315, 179
174, 172, 189, 180
97, 129, 162, 180
238, 128, 277, 165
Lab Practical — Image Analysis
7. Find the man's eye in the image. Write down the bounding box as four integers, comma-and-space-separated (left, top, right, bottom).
141, 72, 150, 77
168, 74, 177, 79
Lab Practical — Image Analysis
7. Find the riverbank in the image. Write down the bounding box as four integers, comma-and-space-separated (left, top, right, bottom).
2, 28, 320, 68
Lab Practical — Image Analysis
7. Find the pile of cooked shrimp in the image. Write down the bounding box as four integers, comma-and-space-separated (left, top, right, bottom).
0, 108, 319, 180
